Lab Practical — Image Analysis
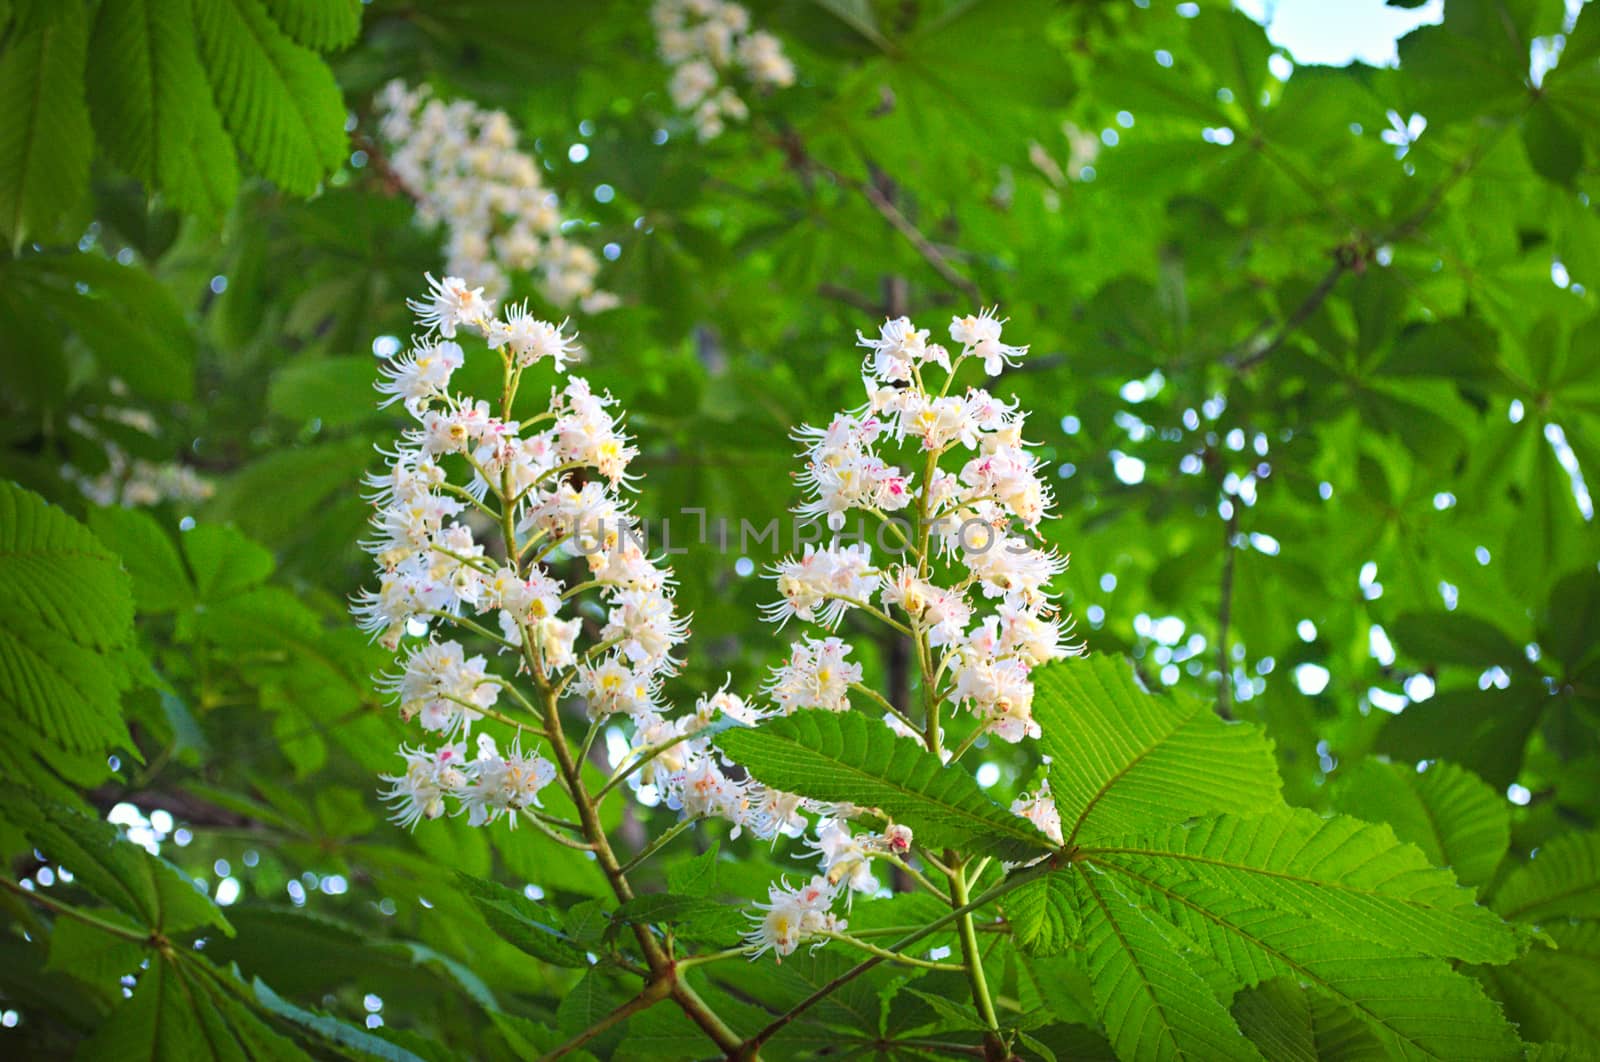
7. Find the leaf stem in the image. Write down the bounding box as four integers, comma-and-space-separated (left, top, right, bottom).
676, 945, 754, 969
849, 682, 920, 735
735, 864, 1044, 1057
538, 977, 672, 1062
0, 878, 154, 946
618, 815, 698, 875
517, 809, 598, 851
423, 609, 519, 652
877, 854, 953, 902
825, 931, 964, 971
947, 855, 1005, 1059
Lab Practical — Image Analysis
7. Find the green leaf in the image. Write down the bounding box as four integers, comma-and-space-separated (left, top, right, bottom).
1385, 612, 1527, 671
1083, 808, 1525, 964
1032, 657, 1282, 846
204, 434, 375, 547
253, 977, 427, 1062
161, 68, 239, 218
76, 959, 210, 1062
713, 709, 1052, 860
182, 524, 274, 602
1478, 920, 1600, 1049
561, 900, 614, 951
6, 794, 230, 937
556, 968, 628, 1039
0, 621, 130, 754
43, 910, 147, 986
454, 872, 589, 968
1076, 869, 1264, 1061
1104, 859, 1522, 1059
188, 970, 314, 1062
266, 356, 384, 430
0, 274, 68, 406
902, 987, 987, 1031
0, 8, 91, 246
87, 508, 194, 614
1331, 759, 1510, 887
79, 955, 313, 1062
84, 0, 228, 215
195, 0, 346, 196
1377, 684, 1548, 789
1522, 101, 1584, 186
1395, 6, 1534, 125
1540, 568, 1600, 676
27, 251, 197, 402
1230, 978, 1388, 1062
1493, 830, 1600, 923
1, 471, 134, 652
667, 840, 721, 898
262, 0, 361, 51
612, 892, 745, 942
1004, 871, 1080, 955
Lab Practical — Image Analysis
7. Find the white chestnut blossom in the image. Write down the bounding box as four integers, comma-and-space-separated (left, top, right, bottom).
380, 640, 499, 735
1011, 780, 1064, 847
714, 312, 1084, 963
374, 82, 617, 312
763, 636, 861, 713
763, 543, 879, 628
652, 0, 795, 140
743, 876, 844, 960
767, 311, 1080, 742
807, 819, 880, 895
358, 276, 693, 836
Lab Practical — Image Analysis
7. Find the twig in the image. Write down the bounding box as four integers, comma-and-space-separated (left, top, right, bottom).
1225, 256, 1349, 371
538, 980, 671, 1061
618, 815, 698, 875
818, 282, 884, 315
856, 175, 983, 306
773, 129, 982, 305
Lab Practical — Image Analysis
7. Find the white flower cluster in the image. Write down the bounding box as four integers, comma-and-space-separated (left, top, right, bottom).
738, 817, 918, 959
744, 875, 843, 959
1011, 779, 1064, 846
373, 81, 617, 313
383, 736, 558, 828
722, 312, 1081, 961
62, 409, 213, 509
762, 310, 1082, 745
652, 0, 795, 140
358, 273, 688, 829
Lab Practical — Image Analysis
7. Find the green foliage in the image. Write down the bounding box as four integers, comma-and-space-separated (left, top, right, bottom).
715, 708, 1054, 860
0, 0, 349, 233
263, 0, 361, 52
0, 6, 91, 247
0, 483, 133, 758
79, 959, 310, 1062
454, 872, 589, 968
1033, 656, 1282, 845
1229, 977, 1387, 1062
1494, 830, 1600, 923
2, 0, 1598, 1057
1332, 758, 1510, 887
86, 0, 239, 220
194, 0, 348, 197
1007, 662, 1533, 1062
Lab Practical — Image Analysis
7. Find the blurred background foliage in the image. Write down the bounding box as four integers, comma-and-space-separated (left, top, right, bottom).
0, 0, 1597, 1057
